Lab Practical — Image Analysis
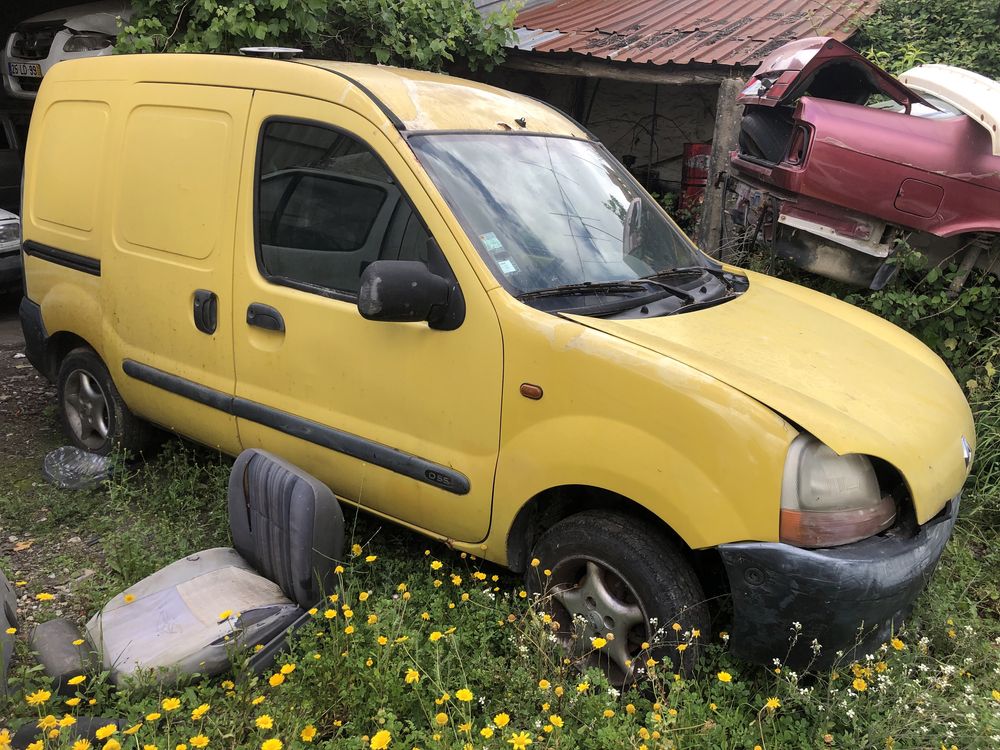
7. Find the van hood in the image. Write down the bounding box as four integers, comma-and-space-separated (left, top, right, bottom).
565, 271, 973, 523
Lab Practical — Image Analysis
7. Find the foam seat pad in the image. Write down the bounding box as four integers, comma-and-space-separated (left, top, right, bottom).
87, 547, 301, 684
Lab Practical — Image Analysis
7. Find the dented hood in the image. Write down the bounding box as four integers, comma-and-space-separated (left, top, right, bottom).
738, 36, 927, 109
565, 271, 973, 523
18, 1, 131, 35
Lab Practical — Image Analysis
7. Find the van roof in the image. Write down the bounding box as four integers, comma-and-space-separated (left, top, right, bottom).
41, 53, 590, 138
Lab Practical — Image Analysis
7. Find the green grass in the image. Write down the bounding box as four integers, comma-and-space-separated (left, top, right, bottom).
2, 436, 999, 749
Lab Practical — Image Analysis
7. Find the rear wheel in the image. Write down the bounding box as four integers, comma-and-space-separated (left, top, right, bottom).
526, 510, 709, 685
57, 348, 156, 456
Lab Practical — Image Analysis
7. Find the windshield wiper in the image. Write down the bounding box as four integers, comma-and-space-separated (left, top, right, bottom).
516, 280, 650, 301
636, 278, 695, 304
644, 265, 733, 290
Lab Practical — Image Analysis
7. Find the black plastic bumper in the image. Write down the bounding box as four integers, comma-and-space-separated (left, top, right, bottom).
0, 250, 21, 291
19, 295, 49, 379
719, 497, 959, 669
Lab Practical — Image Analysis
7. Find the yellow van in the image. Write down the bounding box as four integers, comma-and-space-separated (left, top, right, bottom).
19, 53, 974, 677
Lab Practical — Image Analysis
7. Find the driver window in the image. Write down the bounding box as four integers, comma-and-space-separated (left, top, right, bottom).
256, 120, 431, 296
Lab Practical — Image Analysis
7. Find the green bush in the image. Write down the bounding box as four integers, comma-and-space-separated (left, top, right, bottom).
858, 0, 1000, 77
116, 0, 516, 71
323, 0, 516, 71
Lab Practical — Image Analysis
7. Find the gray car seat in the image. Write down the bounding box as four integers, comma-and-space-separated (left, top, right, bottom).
29, 449, 344, 688
1, 569, 18, 697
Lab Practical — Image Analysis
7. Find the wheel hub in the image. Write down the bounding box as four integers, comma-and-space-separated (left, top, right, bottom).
64, 369, 110, 450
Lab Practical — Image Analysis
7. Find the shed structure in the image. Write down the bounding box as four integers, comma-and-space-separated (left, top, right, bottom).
473, 0, 881, 250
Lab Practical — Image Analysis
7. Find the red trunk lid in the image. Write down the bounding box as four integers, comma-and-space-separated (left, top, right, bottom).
738, 37, 928, 109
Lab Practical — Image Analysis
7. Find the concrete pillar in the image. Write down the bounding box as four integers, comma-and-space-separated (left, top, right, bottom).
695, 77, 744, 256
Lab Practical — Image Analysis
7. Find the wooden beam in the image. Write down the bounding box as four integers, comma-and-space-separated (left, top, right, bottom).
503, 52, 741, 87
695, 77, 744, 257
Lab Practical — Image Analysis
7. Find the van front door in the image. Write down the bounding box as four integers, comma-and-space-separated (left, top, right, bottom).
231, 92, 503, 544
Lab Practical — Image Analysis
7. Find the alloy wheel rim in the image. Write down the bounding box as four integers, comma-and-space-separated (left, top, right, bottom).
63, 369, 110, 450
546, 556, 650, 685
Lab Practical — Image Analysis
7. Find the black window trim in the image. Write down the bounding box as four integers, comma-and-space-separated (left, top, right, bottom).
253, 114, 462, 309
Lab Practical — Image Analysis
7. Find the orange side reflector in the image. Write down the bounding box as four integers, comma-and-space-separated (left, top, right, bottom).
519, 383, 543, 400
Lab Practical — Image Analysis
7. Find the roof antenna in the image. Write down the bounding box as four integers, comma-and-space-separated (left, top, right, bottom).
239, 47, 302, 59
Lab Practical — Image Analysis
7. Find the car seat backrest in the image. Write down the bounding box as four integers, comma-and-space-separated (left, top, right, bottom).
227, 450, 344, 609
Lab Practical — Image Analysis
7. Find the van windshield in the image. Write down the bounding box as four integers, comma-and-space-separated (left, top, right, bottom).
409, 134, 713, 306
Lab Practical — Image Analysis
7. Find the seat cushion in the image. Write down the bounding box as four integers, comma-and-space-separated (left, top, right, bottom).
228, 449, 344, 608
86, 547, 301, 684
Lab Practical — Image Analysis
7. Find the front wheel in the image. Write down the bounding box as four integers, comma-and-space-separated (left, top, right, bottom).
526, 510, 709, 685
56, 348, 157, 456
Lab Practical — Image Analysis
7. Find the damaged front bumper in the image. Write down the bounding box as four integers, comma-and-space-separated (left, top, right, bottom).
719, 496, 959, 669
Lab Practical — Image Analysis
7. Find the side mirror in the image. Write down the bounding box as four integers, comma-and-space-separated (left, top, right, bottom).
358, 260, 452, 326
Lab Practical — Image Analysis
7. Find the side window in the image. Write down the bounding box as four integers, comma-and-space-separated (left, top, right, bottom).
256, 120, 431, 297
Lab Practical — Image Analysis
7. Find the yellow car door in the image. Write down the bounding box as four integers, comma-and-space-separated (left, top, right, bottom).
231, 91, 503, 543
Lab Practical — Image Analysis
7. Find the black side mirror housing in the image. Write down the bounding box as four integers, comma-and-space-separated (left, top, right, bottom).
358, 260, 461, 329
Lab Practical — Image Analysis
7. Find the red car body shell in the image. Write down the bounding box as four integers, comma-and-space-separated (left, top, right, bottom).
731, 36, 1000, 242
734, 97, 1000, 238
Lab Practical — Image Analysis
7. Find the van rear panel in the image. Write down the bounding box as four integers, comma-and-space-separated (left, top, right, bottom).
23, 69, 247, 454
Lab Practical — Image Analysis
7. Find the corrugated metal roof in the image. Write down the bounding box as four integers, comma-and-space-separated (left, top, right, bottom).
512, 0, 880, 67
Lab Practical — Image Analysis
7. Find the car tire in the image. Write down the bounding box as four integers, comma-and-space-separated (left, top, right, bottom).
56, 348, 156, 456
526, 510, 709, 684
739, 109, 794, 164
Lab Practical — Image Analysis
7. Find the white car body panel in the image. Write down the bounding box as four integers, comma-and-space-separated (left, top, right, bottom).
900, 64, 1000, 156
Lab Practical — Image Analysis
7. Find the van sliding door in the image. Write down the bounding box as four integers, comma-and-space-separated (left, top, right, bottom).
105, 84, 250, 453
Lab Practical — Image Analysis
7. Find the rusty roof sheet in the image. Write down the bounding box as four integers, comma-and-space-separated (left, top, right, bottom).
513, 0, 880, 68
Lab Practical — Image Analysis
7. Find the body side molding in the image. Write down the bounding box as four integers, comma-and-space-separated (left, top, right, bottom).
122, 359, 470, 495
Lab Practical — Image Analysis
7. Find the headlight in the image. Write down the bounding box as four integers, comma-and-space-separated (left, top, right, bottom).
63, 33, 114, 53
780, 434, 896, 547
0, 219, 19, 253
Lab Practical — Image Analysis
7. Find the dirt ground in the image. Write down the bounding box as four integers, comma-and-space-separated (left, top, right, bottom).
0, 290, 59, 462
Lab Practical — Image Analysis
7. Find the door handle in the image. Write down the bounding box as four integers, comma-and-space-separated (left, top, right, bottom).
246, 302, 285, 332
193, 289, 218, 334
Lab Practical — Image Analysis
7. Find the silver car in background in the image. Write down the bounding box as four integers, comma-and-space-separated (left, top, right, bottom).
0, 208, 20, 291
3, 1, 132, 100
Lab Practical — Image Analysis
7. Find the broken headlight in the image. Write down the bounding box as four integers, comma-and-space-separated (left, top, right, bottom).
63, 33, 114, 53
0, 217, 19, 254
779, 434, 896, 547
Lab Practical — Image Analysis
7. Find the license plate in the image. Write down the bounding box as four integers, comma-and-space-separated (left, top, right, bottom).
7, 62, 42, 78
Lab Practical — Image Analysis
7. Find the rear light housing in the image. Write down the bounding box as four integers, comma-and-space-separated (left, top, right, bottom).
785, 124, 811, 165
